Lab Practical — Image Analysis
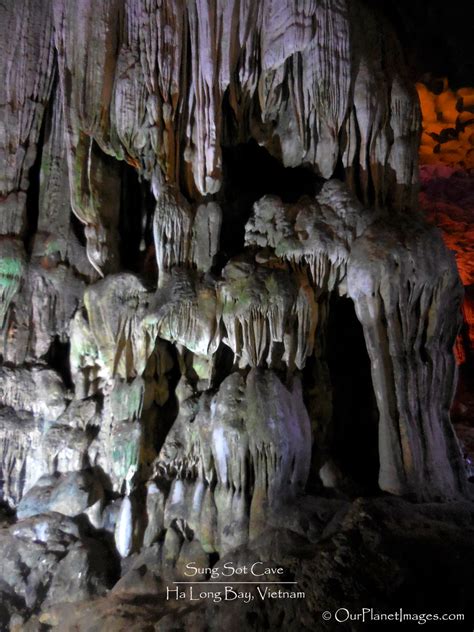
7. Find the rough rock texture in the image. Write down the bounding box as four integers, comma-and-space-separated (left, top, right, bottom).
347, 214, 466, 499
416, 81, 474, 364
17, 470, 104, 520
419, 164, 474, 364
415, 82, 474, 494
0, 0, 472, 629
417, 82, 474, 170
0, 511, 116, 626
24, 497, 474, 631
153, 370, 311, 554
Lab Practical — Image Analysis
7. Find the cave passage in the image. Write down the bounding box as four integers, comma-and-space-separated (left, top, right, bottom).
119, 162, 155, 275
0, 1, 471, 626
326, 296, 380, 492
218, 140, 322, 262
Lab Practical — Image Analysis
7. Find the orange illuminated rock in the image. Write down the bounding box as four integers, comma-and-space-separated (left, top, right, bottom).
417, 83, 438, 122
416, 81, 474, 170
435, 89, 458, 123
417, 82, 474, 363
458, 111, 474, 126
419, 165, 474, 363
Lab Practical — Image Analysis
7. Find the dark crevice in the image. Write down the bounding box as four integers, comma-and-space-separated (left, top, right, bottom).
365, 141, 376, 207
346, 106, 365, 205
46, 336, 73, 390
218, 139, 323, 263
326, 295, 380, 492
331, 152, 346, 182
208, 551, 220, 569
70, 211, 87, 247
211, 342, 236, 389
118, 163, 146, 272
116, 164, 156, 280
153, 340, 182, 455
24, 121, 47, 255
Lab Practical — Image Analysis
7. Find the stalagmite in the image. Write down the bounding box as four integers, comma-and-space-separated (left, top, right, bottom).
152, 370, 311, 553
347, 215, 467, 500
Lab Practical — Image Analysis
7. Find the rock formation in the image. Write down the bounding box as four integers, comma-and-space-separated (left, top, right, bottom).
415, 79, 474, 494
416, 81, 474, 363
417, 81, 474, 170
0, 1, 472, 629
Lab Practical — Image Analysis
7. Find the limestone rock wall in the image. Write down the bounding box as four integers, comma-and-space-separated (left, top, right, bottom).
0, 1, 469, 625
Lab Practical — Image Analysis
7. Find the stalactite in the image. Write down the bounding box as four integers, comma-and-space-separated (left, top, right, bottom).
0, 1, 470, 626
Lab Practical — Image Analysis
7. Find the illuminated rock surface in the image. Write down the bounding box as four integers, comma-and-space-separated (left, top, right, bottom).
416, 81, 474, 492
0, 1, 472, 629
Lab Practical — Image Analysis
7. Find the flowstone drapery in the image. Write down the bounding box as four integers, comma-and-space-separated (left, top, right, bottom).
0, 0, 470, 627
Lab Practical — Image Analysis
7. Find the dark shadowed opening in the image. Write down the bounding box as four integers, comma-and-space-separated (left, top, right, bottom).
46, 335, 73, 390
25, 122, 46, 253
70, 210, 87, 247
152, 341, 182, 455
119, 163, 155, 274
326, 295, 380, 492
218, 140, 322, 264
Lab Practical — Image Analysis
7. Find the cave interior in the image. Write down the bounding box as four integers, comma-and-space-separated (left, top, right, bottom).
0, 0, 473, 629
